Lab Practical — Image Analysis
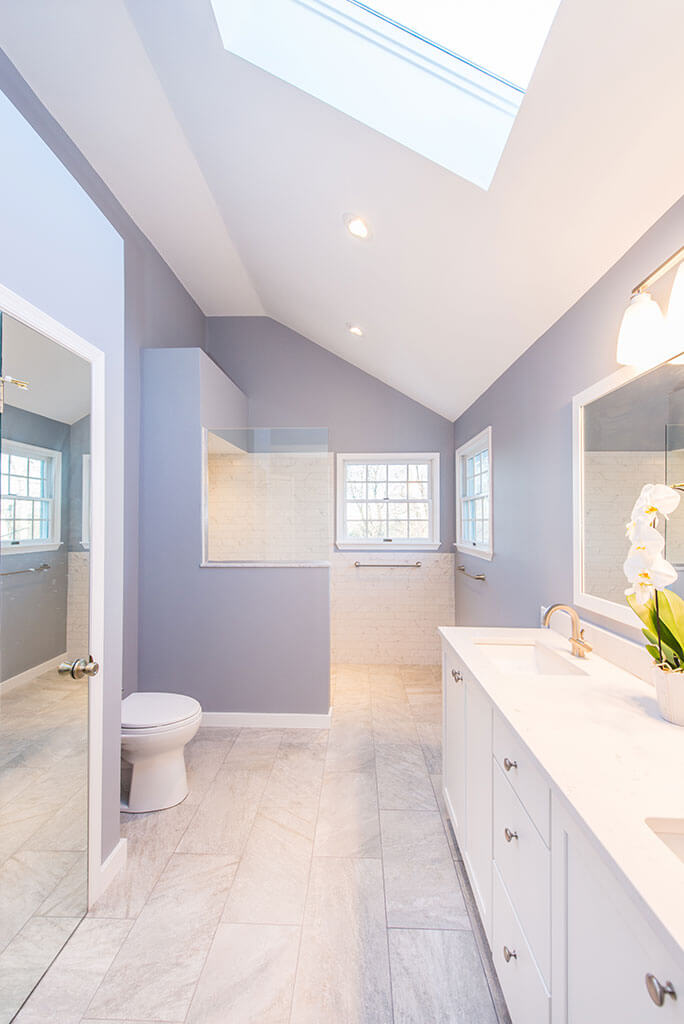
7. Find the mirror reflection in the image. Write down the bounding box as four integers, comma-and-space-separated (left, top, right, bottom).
582, 360, 684, 605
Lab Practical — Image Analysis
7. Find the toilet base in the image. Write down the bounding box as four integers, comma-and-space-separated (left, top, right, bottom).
123, 747, 189, 813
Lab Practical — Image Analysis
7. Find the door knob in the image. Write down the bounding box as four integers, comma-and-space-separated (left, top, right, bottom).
504, 827, 519, 843
59, 656, 100, 680
503, 757, 518, 772
503, 946, 517, 963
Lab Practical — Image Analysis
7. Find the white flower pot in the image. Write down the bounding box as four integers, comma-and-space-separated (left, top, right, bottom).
652, 665, 684, 726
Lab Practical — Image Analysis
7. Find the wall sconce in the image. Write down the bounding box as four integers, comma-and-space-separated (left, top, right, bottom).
616, 245, 684, 368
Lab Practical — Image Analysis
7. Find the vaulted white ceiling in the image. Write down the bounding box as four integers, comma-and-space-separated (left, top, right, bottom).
2, 0, 684, 419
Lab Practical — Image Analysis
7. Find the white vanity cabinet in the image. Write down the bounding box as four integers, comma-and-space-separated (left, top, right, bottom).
440, 632, 684, 1024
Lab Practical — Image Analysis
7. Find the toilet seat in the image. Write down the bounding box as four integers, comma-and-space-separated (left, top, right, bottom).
122, 692, 201, 730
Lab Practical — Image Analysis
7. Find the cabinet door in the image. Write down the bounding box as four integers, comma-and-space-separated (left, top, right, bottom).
443, 646, 466, 845
465, 678, 493, 938
555, 805, 683, 1023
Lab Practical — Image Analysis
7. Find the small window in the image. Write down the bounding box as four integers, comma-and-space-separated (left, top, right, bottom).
1, 440, 62, 552
456, 427, 493, 560
336, 453, 440, 550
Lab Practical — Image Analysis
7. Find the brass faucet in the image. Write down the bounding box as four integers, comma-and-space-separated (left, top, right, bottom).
542, 604, 592, 658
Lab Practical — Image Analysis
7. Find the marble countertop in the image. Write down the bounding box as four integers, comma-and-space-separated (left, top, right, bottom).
439, 625, 684, 959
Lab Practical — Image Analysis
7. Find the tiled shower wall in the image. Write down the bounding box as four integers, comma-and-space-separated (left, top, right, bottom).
584, 451, 665, 603
207, 453, 455, 664
66, 550, 89, 656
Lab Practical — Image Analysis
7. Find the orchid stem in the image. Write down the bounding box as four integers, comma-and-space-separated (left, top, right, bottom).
655, 589, 663, 664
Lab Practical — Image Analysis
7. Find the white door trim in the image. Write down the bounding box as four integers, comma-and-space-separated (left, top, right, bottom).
0, 282, 112, 906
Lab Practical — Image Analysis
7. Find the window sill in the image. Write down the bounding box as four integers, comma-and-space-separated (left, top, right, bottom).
1, 542, 62, 555
336, 541, 441, 551
454, 543, 493, 562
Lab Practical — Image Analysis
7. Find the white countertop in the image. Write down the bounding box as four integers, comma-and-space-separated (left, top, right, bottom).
439, 625, 684, 958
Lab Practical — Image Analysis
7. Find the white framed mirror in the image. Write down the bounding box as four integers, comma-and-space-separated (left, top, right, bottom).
573, 357, 684, 626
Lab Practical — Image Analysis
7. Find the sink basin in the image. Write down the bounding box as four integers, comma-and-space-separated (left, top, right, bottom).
474, 640, 588, 677
646, 818, 684, 864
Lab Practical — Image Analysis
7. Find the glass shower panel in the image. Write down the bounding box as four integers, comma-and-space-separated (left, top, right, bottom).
205, 427, 331, 563
666, 424, 684, 580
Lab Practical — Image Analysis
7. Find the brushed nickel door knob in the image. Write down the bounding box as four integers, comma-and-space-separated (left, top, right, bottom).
58, 657, 100, 680
504, 827, 519, 843
645, 974, 676, 1006
503, 757, 518, 771
503, 946, 517, 963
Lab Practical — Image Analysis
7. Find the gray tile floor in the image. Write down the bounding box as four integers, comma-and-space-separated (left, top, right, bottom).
15, 664, 509, 1023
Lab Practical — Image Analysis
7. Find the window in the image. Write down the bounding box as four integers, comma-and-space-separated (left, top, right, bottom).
1, 440, 62, 552
210, 0, 560, 188
456, 427, 492, 560
336, 453, 440, 549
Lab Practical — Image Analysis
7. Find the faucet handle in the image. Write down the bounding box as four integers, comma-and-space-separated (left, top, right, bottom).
579, 628, 592, 653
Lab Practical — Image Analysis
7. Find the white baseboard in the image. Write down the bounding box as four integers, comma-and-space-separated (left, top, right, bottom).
0, 651, 67, 694
202, 708, 332, 729
89, 836, 127, 908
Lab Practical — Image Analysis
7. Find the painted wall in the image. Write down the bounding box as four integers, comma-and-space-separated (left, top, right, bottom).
138, 348, 331, 714
452, 194, 684, 637
1, 405, 70, 679
206, 316, 456, 663
0, 52, 204, 861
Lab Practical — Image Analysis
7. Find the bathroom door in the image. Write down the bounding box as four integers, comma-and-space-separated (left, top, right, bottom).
0, 309, 93, 1022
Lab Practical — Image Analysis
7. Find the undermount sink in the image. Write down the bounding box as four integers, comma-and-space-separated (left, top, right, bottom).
474, 640, 588, 677
646, 818, 684, 864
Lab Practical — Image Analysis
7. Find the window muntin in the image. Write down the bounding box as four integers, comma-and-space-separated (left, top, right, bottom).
1, 442, 61, 549
456, 428, 492, 559
337, 453, 440, 548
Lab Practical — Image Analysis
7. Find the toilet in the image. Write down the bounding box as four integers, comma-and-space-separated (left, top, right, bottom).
120, 692, 202, 813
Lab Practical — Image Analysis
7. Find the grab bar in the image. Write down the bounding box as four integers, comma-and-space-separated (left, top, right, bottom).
0, 562, 50, 578
354, 561, 422, 568
457, 564, 486, 582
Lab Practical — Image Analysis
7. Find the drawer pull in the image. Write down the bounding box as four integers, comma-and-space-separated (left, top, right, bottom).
503, 757, 518, 772
645, 974, 676, 1006
451, 668, 463, 682
503, 946, 517, 963
504, 827, 519, 843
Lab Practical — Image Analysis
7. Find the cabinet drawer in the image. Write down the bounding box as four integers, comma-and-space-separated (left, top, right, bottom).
493, 760, 551, 986
493, 866, 550, 1024
493, 712, 550, 843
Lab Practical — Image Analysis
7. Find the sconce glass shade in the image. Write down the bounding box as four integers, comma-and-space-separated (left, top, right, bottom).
616, 291, 669, 368
667, 263, 684, 363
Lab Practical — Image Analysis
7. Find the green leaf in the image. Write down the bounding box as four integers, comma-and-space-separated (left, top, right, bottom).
646, 644, 662, 662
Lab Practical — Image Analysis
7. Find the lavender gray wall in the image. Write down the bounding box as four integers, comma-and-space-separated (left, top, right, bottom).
1, 405, 70, 680
205, 316, 455, 549
453, 195, 684, 637
0, 51, 204, 860
138, 348, 330, 715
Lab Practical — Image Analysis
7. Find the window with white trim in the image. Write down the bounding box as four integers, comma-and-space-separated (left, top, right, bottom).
456, 427, 492, 560
1, 440, 62, 551
336, 453, 440, 550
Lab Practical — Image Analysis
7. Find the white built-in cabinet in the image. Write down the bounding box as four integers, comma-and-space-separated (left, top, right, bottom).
441, 638, 684, 1024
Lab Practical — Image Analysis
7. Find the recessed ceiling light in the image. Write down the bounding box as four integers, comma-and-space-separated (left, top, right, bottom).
344, 214, 370, 240
348, 325, 364, 337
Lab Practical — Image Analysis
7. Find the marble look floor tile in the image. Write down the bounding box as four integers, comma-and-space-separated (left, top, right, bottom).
183, 737, 233, 806
15, 918, 133, 1024
291, 857, 392, 1024
314, 771, 380, 858
0, 851, 79, 952
22, 788, 87, 854
389, 928, 498, 1024
186, 923, 300, 1024
0, 916, 77, 1024
222, 812, 312, 925
370, 707, 418, 745
416, 722, 442, 775
36, 853, 87, 919
86, 854, 236, 1022
325, 715, 375, 772
90, 803, 197, 919
381, 810, 469, 929
223, 729, 283, 770
177, 768, 268, 857
375, 742, 437, 811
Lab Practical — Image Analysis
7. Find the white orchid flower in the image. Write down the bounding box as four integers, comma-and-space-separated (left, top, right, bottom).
630, 483, 681, 525
623, 549, 678, 604
626, 518, 665, 554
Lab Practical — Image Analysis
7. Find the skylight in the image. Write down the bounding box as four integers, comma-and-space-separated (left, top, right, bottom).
209, 0, 561, 189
